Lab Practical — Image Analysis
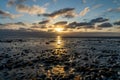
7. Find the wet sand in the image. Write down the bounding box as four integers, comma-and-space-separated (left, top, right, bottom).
0, 37, 120, 80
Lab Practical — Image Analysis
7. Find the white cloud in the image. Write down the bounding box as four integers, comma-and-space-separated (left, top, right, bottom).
79, 7, 90, 16
92, 4, 103, 10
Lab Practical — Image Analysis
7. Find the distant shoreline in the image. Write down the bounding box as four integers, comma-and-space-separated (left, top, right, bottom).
0, 36, 120, 40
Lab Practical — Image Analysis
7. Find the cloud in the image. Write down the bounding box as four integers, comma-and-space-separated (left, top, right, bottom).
16, 4, 46, 15
113, 0, 120, 5
54, 21, 67, 25
63, 11, 77, 18
40, 7, 90, 19
0, 23, 3, 25
41, 8, 75, 18
53, 0, 57, 2
15, 22, 25, 25
0, 9, 22, 19
98, 23, 113, 28
30, 20, 50, 29
67, 21, 94, 29
90, 17, 109, 24
107, 7, 120, 12
82, 0, 86, 3
39, 20, 50, 24
7, 0, 15, 7
114, 21, 120, 25
92, 4, 103, 10
7, 0, 37, 7
7, 0, 27, 7
7, 0, 45, 16
31, 25, 46, 29
66, 17, 112, 30
0, 22, 30, 30
19, 27, 29, 31
67, 22, 77, 28
31, 26, 40, 28
79, 7, 90, 16
76, 22, 92, 26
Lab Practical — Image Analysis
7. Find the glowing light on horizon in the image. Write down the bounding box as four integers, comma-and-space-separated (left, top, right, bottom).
55, 27, 64, 32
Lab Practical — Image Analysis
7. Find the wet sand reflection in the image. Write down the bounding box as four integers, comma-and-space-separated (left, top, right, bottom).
55, 36, 64, 48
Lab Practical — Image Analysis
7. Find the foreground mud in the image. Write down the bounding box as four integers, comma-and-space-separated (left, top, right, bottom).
0, 38, 120, 80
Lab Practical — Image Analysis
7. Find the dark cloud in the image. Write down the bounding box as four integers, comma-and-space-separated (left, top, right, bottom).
63, 11, 77, 18
2, 22, 25, 26
31, 26, 39, 28
19, 27, 29, 31
40, 8, 75, 18
0, 9, 13, 19
47, 29, 54, 32
114, 21, 120, 25
68, 22, 94, 29
98, 23, 113, 28
54, 21, 67, 25
76, 22, 92, 26
39, 20, 50, 24
31, 20, 50, 29
7, 0, 27, 7
0, 9, 21, 19
31, 26, 46, 29
7, 0, 37, 7
0, 23, 3, 25
67, 22, 77, 28
0, 22, 28, 30
7, 0, 15, 7
7, 0, 45, 15
16, 4, 45, 15
82, 25, 94, 29
90, 17, 109, 24
15, 22, 25, 25
64, 14, 75, 18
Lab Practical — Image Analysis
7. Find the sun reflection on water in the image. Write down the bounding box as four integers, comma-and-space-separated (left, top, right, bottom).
56, 36, 64, 48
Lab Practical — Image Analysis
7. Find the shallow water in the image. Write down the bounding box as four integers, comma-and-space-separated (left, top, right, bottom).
0, 36, 120, 80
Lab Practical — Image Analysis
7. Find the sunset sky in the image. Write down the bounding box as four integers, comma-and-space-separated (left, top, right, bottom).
0, 0, 120, 34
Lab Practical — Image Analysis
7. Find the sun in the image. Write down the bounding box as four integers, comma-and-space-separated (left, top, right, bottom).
55, 27, 64, 32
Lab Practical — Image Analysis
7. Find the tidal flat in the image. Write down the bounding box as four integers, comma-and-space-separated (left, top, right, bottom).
0, 37, 120, 80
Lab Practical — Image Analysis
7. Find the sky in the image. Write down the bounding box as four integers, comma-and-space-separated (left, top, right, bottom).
0, 0, 120, 34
